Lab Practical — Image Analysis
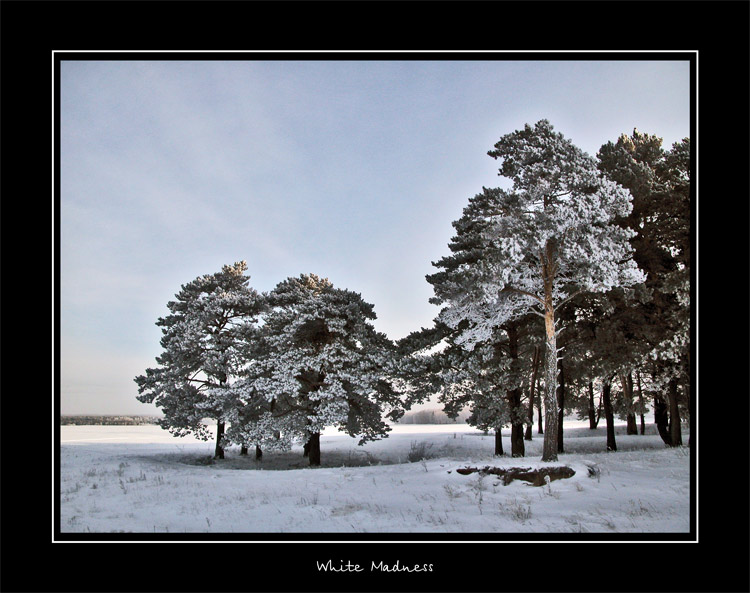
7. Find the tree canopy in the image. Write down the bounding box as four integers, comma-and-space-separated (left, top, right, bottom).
134, 261, 265, 457
428, 120, 645, 460
135, 121, 690, 465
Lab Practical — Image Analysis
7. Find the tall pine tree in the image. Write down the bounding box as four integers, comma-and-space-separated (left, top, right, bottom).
598, 131, 691, 446
429, 120, 644, 461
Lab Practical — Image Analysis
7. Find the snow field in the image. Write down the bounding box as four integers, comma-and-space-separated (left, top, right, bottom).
59, 422, 690, 534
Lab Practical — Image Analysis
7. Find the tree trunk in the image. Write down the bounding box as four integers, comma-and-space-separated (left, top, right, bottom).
536, 382, 544, 434
667, 378, 682, 447
602, 380, 617, 452
214, 421, 225, 459
506, 324, 525, 458
255, 445, 263, 460
524, 418, 532, 441
587, 381, 598, 429
541, 301, 559, 462
494, 430, 504, 456
524, 423, 532, 440
525, 345, 541, 441
654, 395, 671, 445
620, 372, 638, 435
308, 432, 321, 466
240, 445, 248, 456
556, 359, 565, 454
511, 423, 525, 458
636, 370, 645, 435
626, 413, 638, 435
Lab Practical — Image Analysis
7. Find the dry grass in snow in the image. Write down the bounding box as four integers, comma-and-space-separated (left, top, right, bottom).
59, 420, 691, 535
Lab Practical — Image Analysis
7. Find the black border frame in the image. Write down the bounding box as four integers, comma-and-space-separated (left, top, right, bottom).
2, 1, 748, 592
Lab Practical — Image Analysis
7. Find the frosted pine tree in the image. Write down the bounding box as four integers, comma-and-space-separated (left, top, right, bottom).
238, 274, 403, 466
429, 121, 644, 461
134, 262, 265, 458
438, 326, 521, 457
207, 317, 273, 458
400, 318, 536, 457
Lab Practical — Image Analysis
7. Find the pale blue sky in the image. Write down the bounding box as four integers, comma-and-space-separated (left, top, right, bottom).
59, 57, 691, 414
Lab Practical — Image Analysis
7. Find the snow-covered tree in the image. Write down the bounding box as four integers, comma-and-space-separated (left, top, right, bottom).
207, 318, 274, 458
394, 323, 452, 422
598, 131, 691, 446
134, 262, 265, 458
398, 311, 539, 458
233, 274, 403, 466
419, 324, 518, 456
429, 120, 644, 461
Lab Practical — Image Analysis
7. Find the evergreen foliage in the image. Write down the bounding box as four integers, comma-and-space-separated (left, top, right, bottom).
597, 131, 691, 445
216, 274, 403, 465
427, 120, 644, 461
136, 269, 404, 465
134, 262, 265, 457
134, 121, 690, 464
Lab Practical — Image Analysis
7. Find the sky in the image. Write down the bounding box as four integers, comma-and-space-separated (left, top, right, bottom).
58, 56, 691, 415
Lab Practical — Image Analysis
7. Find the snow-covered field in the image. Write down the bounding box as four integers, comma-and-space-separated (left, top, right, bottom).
58, 420, 691, 536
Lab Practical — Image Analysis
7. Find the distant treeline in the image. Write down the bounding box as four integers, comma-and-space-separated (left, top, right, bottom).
61, 415, 160, 425
397, 408, 470, 425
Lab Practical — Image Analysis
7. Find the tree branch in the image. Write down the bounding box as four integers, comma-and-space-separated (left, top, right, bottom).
500, 286, 544, 305
557, 290, 584, 309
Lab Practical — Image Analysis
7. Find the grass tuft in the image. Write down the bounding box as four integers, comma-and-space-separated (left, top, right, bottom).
407, 441, 434, 462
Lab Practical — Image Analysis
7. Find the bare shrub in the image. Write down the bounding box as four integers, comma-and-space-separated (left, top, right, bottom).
503, 501, 532, 522
442, 483, 462, 499
407, 441, 433, 462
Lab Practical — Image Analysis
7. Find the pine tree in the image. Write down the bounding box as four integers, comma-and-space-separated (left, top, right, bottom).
524, 344, 542, 440
429, 120, 644, 461
426, 322, 531, 457
598, 131, 691, 446
401, 296, 538, 457
566, 287, 647, 452
134, 262, 265, 458
395, 322, 452, 416
235, 274, 403, 466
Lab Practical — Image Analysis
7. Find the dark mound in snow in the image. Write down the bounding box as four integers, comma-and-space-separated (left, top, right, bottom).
455, 465, 575, 486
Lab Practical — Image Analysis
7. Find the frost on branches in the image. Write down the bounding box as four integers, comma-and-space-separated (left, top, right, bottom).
136, 267, 404, 465
428, 120, 644, 461
230, 274, 404, 466
134, 262, 265, 458
440, 323, 530, 457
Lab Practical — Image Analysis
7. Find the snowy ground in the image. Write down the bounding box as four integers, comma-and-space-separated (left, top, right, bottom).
58, 419, 691, 535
